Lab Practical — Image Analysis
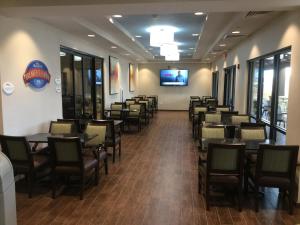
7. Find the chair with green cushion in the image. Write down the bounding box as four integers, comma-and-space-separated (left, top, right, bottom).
192, 106, 207, 138
198, 143, 245, 211
108, 103, 123, 120
248, 145, 299, 214
126, 104, 142, 132
48, 137, 99, 200
231, 115, 250, 125
49, 121, 75, 135
205, 113, 221, 124
84, 121, 108, 172
216, 106, 230, 113
0, 135, 50, 198
125, 99, 136, 109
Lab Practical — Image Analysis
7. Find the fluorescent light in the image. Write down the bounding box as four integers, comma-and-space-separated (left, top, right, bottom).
160, 43, 178, 56
88, 34, 95, 37
111, 46, 117, 49
232, 30, 240, 34
192, 33, 199, 37
219, 44, 226, 47
194, 12, 204, 16
112, 15, 122, 18
60, 52, 66, 57
165, 52, 180, 61
147, 25, 178, 47
109, 18, 114, 24
135, 35, 142, 38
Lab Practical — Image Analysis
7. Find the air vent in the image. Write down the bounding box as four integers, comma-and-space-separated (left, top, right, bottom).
223, 34, 247, 39
245, 11, 272, 18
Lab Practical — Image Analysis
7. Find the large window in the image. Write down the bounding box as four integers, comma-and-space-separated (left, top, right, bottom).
247, 47, 291, 138
212, 71, 219, 98
60, 47, 104, 119
223, 65, 236, 109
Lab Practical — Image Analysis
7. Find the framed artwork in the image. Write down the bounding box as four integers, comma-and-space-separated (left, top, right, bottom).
129, 63, 136, 92
109, 56, 120, 95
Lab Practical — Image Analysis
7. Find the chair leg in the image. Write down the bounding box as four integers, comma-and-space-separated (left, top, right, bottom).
113, 146, 116, 163
51, 172, 56, 199
80, 175, 85, 200
289, 187, 294, 215
104, 157, 109, 175
255, 184, 259, 212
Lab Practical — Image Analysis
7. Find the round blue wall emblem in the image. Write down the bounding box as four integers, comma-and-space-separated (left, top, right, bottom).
23, 60, 51, 89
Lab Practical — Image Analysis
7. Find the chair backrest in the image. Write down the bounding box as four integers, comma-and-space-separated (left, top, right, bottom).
240, 123, 266, 140
190, 96, 200, 100
91, 120, 116, 142
111, 103, 123, 117
0, 135, 33, 167
48, 137, 83, 167
139, 100, 149, 109
231, 115, 250, 125
85, 122, 107, 147
216, 106, 230, 113
206, 98, 218, 108
194, 106, 207, 115
201, 126, 225, 139
207, 143, 245, 176
57, 119, 80, 133
221, 111, 239, 124
205, 113, 221, 123
125, 100, 136, 108
49, 121, 75, 135
129, 104, 141, 117
256, 145, 299, 181
202, 96, 212, 102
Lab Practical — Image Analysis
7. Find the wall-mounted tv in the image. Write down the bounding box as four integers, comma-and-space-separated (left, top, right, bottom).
160, 69, 189, 86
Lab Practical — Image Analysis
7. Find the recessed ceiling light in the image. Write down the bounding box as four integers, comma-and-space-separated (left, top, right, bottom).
111, 46, 117, 49
135, 35, 142, 38
192, 33, 199, 37
109, 18, 114, 24
219, 44, 226, 47
232, 30, 240, 34
131, 37, 135, 42
112, 15, 122, 18
194, 12, 204, 16
88, 34, 95, 37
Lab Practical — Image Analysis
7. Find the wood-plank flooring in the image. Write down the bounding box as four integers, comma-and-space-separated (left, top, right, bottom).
16, 111, 300, 225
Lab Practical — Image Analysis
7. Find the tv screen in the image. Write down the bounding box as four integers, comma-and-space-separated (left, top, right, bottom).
160, 69, 189, 86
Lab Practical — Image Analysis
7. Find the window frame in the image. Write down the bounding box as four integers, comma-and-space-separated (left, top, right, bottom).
212, 71, 219, 99
223, 65, 236, 109
247, 46, 291, 139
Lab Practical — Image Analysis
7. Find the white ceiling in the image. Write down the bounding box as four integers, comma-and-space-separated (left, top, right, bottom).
0, 0, 299, 63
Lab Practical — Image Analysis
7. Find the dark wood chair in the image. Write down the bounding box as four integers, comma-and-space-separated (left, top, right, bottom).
91, 120, 121, 163
221, 111, 239, 124
198, 143, 245, 211
49, 120, 76, 134
215, 106, 230, 113
192, 106, 207, 138
106, 103, 123, 120
126, 104, 142, 132
0, 135, 50, 198
48, 137, 99, 200
57, 119, 81, 133
246, 144, 299, 214
84, 121, 109, 172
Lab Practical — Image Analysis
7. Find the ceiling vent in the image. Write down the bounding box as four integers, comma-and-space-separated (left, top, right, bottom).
245, 11, 272, 18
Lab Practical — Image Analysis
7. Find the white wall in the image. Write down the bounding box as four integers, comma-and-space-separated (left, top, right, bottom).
0, 16, 137, 135
212, 10, 300, 202
138, 63, 212, 110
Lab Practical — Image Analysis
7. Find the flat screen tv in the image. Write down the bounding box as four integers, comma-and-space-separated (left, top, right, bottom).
160, 69, 189, 86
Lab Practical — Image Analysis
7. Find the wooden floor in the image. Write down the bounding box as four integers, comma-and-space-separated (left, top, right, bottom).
16, 111, 300, 225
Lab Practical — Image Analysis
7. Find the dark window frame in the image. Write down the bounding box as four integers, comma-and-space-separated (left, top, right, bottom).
223, 65, 236, 109
212, 71, 219, 98
60, 46, 105, 119
247, 46, 291, 139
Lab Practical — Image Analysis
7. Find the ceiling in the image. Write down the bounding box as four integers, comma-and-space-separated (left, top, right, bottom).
0, 1, 299, 63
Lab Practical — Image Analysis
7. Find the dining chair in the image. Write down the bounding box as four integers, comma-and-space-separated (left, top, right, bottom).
48, 137, 99, 200
189, 100, 203, 121
240, 122, 267, 141
126, 104, 142, 132
206, 98, 218, 109
125, 99, 136, 109
205, 113, 221, 123
221, 111, 239, 124
216, 106, 230, 113
108, 103, 123, 120
192, 106, 207, 138
57, 119, 81, 133
231, 115, 250, 125
198, 143, 245, 211
85, 121, 109, 172
138, 102, 149, 126
0, 135, 50, 198
49, 121, 75, 135
248, 144, 299, 214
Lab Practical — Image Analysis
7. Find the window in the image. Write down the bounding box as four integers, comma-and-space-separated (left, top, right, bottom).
247, 47, 291, 140
223, 65, 236, 109
212, 71, 219, 98
60, 47, 104, 119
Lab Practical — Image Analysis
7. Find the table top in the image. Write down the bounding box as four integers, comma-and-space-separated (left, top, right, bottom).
27, 133, 97, 143
201, 138, 277, 151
